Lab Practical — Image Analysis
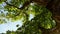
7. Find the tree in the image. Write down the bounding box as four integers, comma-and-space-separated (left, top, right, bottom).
0, 0, 56, 34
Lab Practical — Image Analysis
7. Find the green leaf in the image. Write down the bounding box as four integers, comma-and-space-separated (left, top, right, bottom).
6, 0, 30, 8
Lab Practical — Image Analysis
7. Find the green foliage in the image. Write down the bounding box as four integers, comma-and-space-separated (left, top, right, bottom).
0, 0, 6, 4
4, 5, 27, 22
25, 3, 44, 15
0, 0, 56, 34
24, 3, 56, 29
0, 19, 6, 24
0, 2, 7, 24
6, 30, 16, 34
6, 0, 30, 8
5, 2, 56, 34
17, 21, 42, 34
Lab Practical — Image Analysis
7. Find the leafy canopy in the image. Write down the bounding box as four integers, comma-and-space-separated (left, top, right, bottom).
0, 0, 56, 34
